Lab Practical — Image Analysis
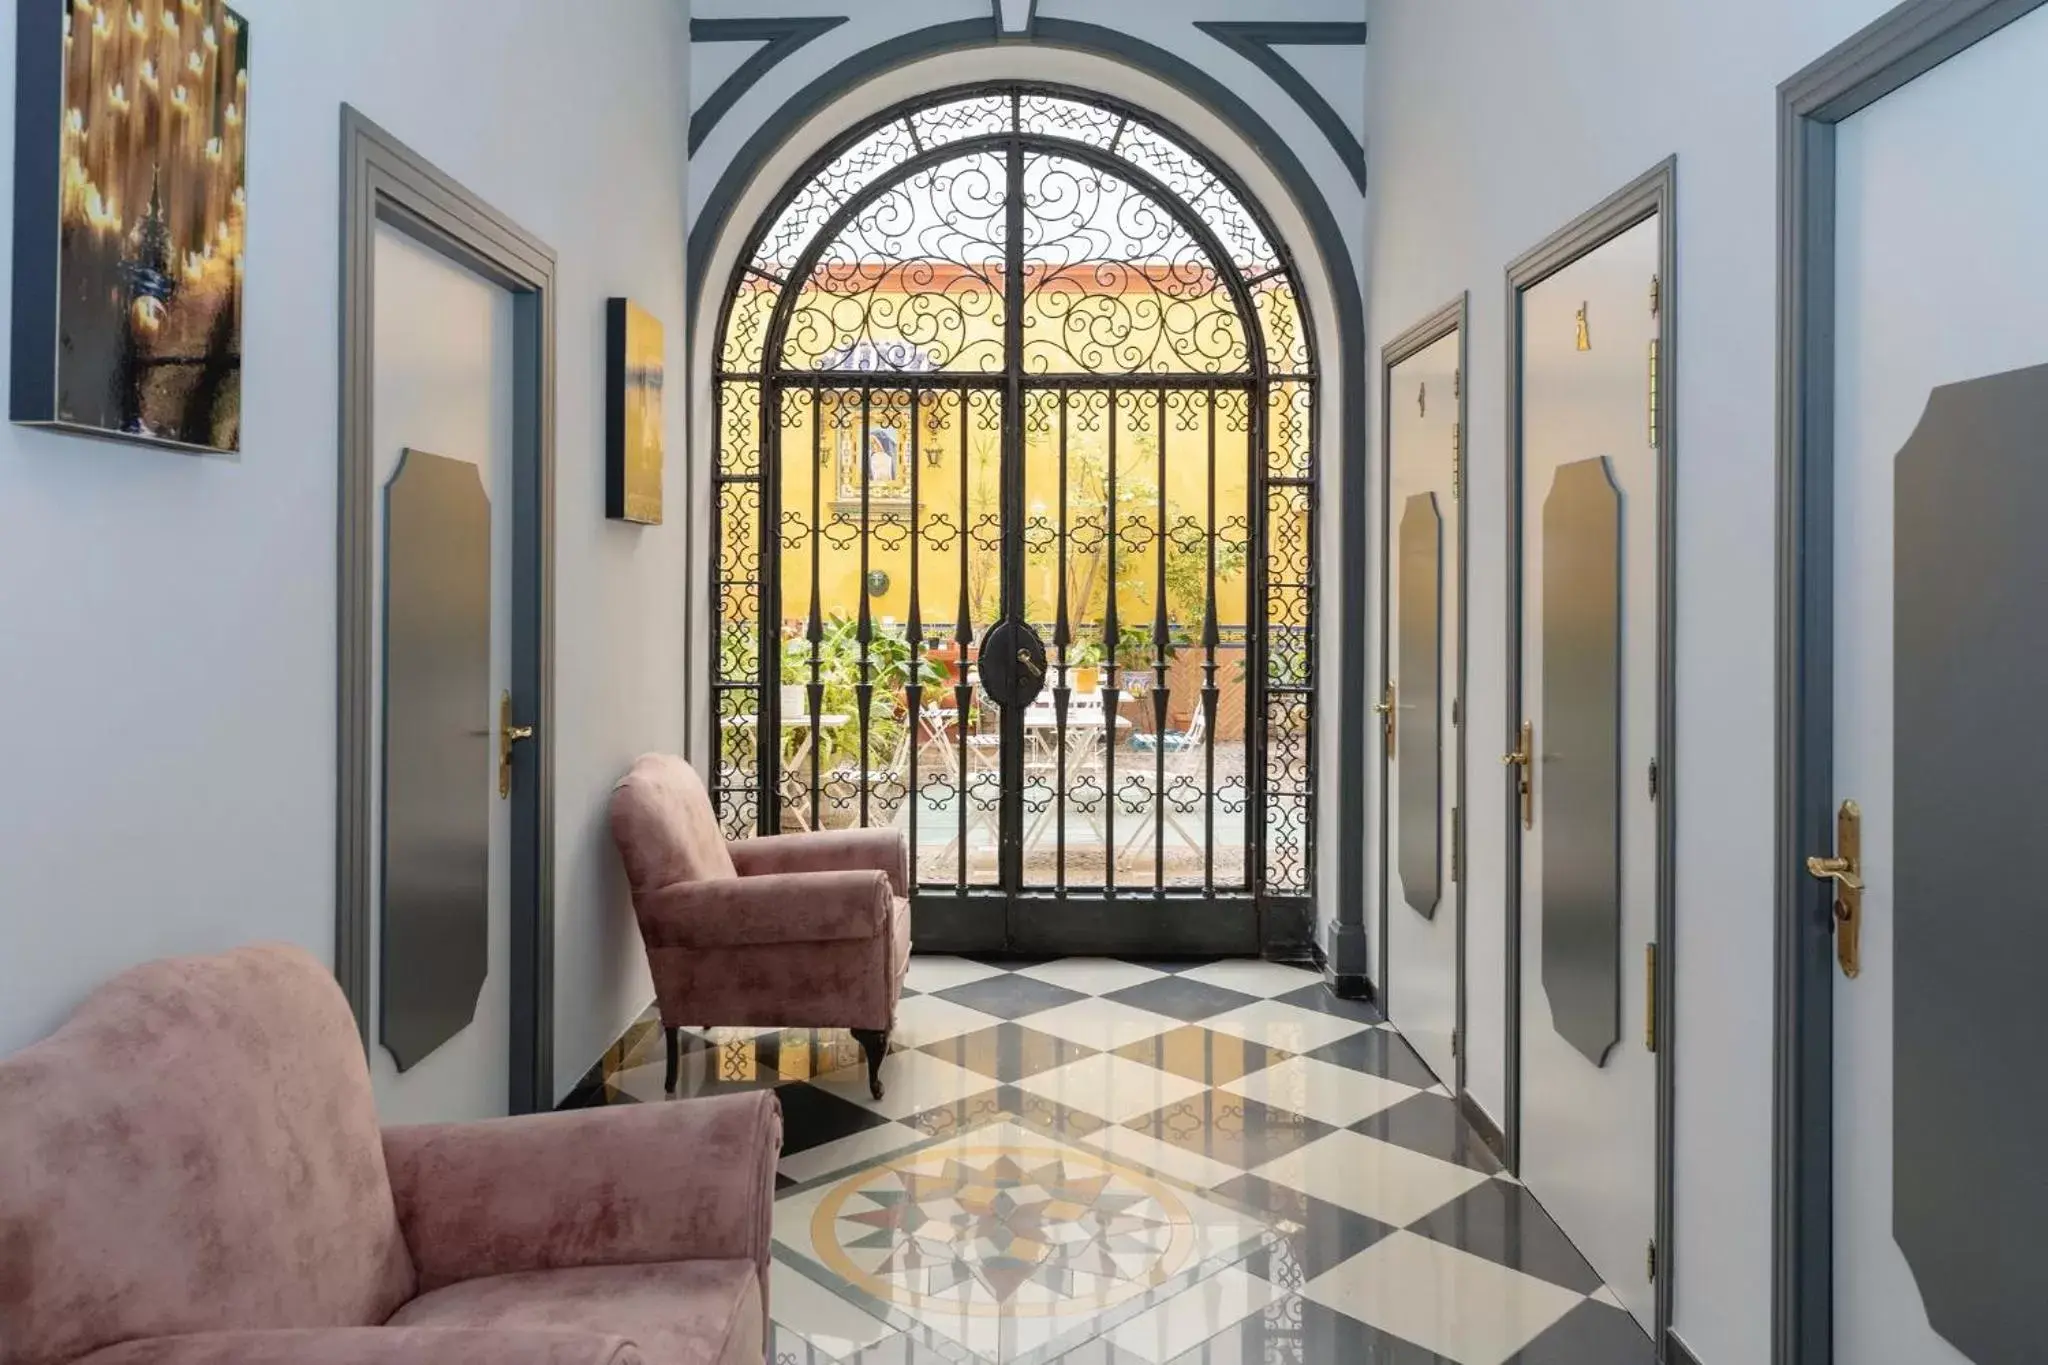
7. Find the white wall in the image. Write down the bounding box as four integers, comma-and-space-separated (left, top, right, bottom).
0, 0, 691, 1103
1364, 2, 1897, 1359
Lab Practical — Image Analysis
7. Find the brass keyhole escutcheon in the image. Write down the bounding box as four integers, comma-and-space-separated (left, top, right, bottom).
498, 690, 535, 800
1804, 799, 1862, 979
1502, 719, 1534, 830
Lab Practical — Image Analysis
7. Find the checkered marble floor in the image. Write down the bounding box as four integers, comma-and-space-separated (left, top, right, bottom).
574, 958, 1655, 1365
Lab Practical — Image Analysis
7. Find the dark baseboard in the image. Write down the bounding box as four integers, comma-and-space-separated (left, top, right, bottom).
1309, 938, 1375, 1001
1260, 896, 1316, 961
1664, 1327, 1703, 1365
1458, 1090, 1509, 1167
556, 1009, 662, 1110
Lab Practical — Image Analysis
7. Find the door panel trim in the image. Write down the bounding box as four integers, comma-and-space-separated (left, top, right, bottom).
1377, 295, 1468, 1092
1503, 157, 1677, 1344
338, 107, 559, 1115
1772, 3, 2048, 1360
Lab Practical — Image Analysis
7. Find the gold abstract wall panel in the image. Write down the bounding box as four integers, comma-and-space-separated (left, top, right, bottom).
606, 298, 664, 523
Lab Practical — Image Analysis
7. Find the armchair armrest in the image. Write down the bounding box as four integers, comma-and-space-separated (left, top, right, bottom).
729, 828, 909, 897
77, 1329, 642, 1365
383, 1090, 780, 1293
637, 869, 891, 949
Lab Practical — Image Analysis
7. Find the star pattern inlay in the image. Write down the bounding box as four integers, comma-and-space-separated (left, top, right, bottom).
813, 1142, 1197, 1318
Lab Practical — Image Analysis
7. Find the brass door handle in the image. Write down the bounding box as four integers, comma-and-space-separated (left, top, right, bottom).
1017, 648, 1043, 680
1502, 720, 1534, 829
1803, 856, 1863, 893
499, 690, 535, 799
1805, 799, 1863, 978
1374, 684, 1396, 757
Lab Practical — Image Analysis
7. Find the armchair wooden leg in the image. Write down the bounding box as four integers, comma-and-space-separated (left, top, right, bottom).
851, 1027, 889, 1101
664, 1027, 681, 1094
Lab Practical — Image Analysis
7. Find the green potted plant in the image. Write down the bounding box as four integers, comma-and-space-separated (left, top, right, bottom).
1114, 622, 1171, 694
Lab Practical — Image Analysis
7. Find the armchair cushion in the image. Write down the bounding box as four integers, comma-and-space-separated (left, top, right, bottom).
728, 828, 909, 898
609, 755, 738, 896
634, 870, 893, 950
388, 1262, 761, 1365
382, 1091, 780, 1294
74, 1330, 643, 1365
643, 889, 909, 1034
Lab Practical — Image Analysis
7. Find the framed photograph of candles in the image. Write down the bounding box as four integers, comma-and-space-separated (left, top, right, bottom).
10, 0, 249, 454
605, 298, 664, 524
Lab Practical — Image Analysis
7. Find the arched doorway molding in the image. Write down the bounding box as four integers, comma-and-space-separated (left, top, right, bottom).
688, 34, 1364, 964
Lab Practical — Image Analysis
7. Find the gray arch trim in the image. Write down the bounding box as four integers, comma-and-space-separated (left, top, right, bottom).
688, 18, 1371, 970
1192, 21, 1369, 196
688, 17, 849, 156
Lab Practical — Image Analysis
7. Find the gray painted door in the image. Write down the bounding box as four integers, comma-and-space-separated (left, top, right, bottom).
1517, 215, 1659, 1327
367, 223, 518, 1124
1383, 331, 1460, 1086
1830, 9, 2048, 1361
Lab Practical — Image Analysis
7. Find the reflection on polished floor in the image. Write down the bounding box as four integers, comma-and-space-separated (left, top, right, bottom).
570, 958, 1654, 1365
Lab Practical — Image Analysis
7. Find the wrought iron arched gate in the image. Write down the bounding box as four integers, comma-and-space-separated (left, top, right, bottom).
711, 85, 1317, 953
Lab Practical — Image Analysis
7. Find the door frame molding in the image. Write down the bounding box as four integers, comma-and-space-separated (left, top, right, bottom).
1771, 2, 2048, 1359
1376, 295, 1469, 1094
1502, 157, 1678, 1347
336, 106, 559, 1114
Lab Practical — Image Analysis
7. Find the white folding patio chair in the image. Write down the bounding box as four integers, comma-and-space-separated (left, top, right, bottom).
1116, 704, 1209, 870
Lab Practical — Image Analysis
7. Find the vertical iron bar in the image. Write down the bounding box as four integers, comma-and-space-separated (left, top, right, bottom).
1248, 381, 1268, 894
1154, 385, 1170, 892
1055, 386, 1071, 892
708, 380, 726, 819
808, 389, 824, 831
1307, 379, 1320, 897
999, 106, 1027, 909
857, 388, 874, 828
1104, 390, 1120, 892
759, 383, 780, 836
1203, 389, 1220, 895
907, 386, 923, 891
955, 389, 974, 892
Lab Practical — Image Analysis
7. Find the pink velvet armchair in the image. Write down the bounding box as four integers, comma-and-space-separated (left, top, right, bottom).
0, 945, 780, 1365
608, 755, 910, 1101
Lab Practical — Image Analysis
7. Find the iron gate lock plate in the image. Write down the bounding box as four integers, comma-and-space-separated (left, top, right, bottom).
978, 620, 1047, 710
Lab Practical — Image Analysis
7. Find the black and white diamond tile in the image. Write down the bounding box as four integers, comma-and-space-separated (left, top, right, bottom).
1301, 1026, 1440, 1090
931, 971, 1089, 1020
921, 1021, 1099, 1080
1111, 1024, 1292, 1086
582, 957, 1653, 1365
1102, 974, 1260, 1023
1354, 1091, 1506, 1176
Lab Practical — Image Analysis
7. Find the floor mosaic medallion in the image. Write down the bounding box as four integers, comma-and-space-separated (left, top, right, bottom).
776, 1121, 1272, 1364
